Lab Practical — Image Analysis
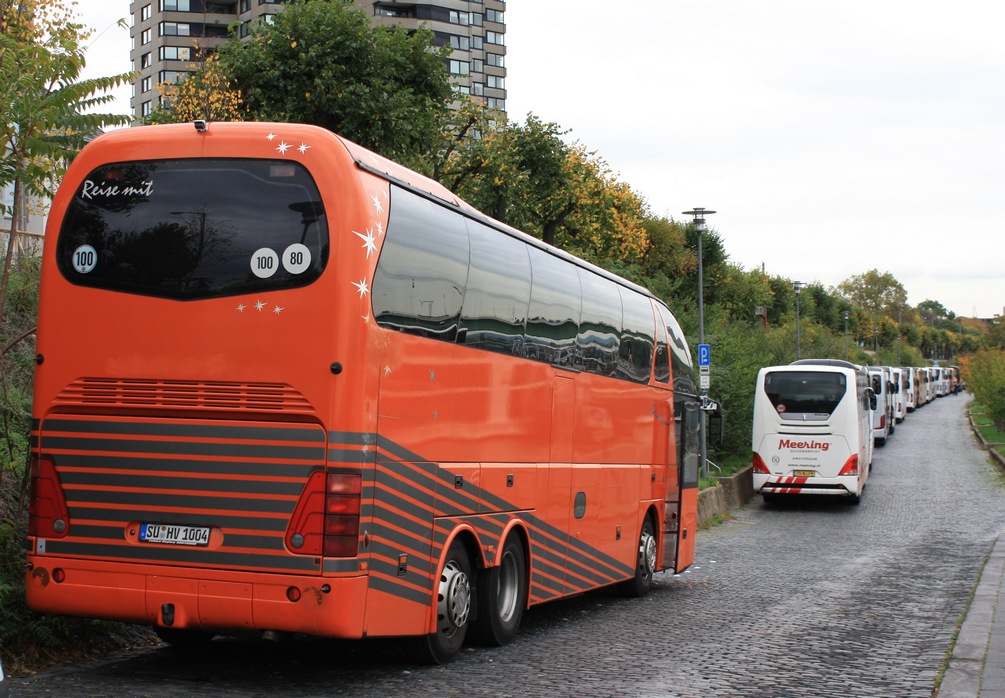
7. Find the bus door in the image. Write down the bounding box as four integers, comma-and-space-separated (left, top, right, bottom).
657, 398, 680, 570
673, 400, 700, 572
663, 399, 699, 572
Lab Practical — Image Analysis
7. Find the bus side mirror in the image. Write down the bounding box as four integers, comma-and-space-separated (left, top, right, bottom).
702, 397, 724, 448
867, 390, 877, 410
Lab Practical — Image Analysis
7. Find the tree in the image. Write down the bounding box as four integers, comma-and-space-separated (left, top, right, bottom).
0, 3, 132, 317
916, 299, 950, 326
834, 269, 908, 319
212, 0, 453, 165
146, 53, 242, 124
987, 316, 1005, 351
960, 349, 1005, 431
0, 19, 131, 317
438, 113, 649, 264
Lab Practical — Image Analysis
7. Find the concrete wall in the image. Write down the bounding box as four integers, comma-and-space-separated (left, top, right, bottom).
698, 465, 754, 524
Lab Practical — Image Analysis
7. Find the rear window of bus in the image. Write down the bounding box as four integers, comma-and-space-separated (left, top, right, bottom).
55, 159, 329, 300
763, 371, 847, 419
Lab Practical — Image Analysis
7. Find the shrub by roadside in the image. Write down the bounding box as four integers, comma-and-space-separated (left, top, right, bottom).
961, 350, 1005, 432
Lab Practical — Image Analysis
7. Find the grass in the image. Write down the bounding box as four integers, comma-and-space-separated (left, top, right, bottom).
698, 511, 735, 531
978, 425, 1005, 444
700, 453, 750, 490
970, 402, 1005, 464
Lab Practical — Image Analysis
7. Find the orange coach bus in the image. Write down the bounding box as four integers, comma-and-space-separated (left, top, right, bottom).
27, 121, 705, 663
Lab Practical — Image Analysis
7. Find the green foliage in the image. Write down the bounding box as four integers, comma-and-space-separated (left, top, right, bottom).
437, 112, 650, 264
833, 269, 908, 319
987, 316, 1005, 351
960, 350, 1005, 431
702, 311, 775, 456
213, 0, 453, 166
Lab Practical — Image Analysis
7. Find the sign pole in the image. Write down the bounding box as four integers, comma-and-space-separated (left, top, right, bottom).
684, 209, 715, 480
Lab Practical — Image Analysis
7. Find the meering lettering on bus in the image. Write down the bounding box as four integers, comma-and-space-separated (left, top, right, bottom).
27, 121, 708, 664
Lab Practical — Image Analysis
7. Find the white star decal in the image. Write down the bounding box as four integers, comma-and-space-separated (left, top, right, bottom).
298, 142, 311, 154
362, 312, 371, 323
370, 193, 384, 214
237, 303, 246, 312
276, 141, 290, 155
353, 228, 378, 258
352, 278, 370, 297
255, 300, 266, 311
266, 133, 276, 141
375, 221, 384, 237
273, 305, 284, 315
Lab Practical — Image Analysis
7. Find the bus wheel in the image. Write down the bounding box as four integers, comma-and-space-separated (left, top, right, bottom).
415, 539, 472, 664
618, 516, 656, 598
471, 535, 527, 646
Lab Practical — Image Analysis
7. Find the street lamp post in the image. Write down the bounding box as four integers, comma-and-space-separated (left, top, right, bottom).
682, 208, 715, 479
793, 281, 804, 359
843, 310, 850, 360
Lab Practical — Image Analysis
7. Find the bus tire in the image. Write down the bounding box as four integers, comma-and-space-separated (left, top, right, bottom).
415, 539, 473, 664
617, 516, 656, 598
471, 535, 527, 646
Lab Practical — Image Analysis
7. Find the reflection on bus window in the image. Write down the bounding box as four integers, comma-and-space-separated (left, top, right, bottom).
764, 371, 847, 419
56, 159, 328, 299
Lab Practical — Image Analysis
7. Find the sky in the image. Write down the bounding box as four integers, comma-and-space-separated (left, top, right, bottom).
79, 1, 1003, 318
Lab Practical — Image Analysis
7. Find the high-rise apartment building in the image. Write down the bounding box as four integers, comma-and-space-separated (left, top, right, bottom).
128, 0, 506, 121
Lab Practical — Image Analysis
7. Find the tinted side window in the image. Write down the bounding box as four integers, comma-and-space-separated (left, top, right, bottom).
870, 374, 883, 394
459, 220, 530, 355
654, 305, 670, 384
372, 187, 469, 341
577, 270, 621, 377
657, 304, 696, 394
618, 287, 655, 383
526, 248, 581, 367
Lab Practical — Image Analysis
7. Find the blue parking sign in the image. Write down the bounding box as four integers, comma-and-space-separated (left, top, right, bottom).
698, 343, 711, 366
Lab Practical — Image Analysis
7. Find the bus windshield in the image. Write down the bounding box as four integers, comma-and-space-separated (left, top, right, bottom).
55, 158, 329, 300
763, 370, 847, 418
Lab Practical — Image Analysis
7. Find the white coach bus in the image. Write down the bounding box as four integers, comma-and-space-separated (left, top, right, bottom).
752, 359, 875, 505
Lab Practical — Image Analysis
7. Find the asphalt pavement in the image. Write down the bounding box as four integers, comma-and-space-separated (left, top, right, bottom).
941, 534, 1005, 697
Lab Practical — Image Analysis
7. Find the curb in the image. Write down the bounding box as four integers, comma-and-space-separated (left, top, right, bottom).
939, 536, 1004, 697
969, 408, 1005, 470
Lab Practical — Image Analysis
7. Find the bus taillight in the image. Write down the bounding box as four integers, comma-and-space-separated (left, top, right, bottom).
838, 455, 859, 477
752, 452, 770, 475
323, 473, 361, 557
28, 456, 70, 538
286, 471, 361, 558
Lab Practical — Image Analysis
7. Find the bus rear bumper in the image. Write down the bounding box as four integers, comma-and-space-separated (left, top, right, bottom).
753, 474, 861, 498
25, 555, 369, 639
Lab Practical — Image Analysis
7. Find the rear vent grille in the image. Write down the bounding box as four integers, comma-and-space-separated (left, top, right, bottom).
55, 378, 314, 414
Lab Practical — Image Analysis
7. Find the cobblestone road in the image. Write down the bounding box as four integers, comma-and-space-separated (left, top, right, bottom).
12, 394, 1004, 697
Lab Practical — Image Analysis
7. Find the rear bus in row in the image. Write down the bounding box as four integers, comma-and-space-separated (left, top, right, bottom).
752, 360, 875, 505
